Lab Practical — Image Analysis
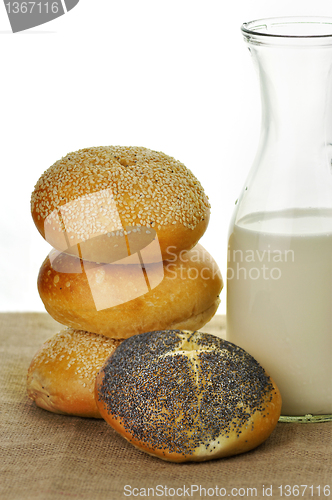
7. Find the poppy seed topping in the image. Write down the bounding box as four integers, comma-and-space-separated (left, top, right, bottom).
96, 330, 281, 462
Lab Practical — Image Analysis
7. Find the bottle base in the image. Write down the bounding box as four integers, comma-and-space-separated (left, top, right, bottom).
279, 414, 332, 423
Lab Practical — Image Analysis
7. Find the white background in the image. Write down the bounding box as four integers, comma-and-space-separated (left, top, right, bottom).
0, 0, 331, 313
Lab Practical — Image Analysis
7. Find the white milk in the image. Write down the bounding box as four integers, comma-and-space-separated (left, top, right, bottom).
227, 209, 332, 416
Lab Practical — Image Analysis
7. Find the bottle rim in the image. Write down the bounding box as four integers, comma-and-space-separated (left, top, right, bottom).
242, 16, 332, 46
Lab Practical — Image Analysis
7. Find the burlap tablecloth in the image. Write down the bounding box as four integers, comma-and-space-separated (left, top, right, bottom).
0, 313, 331, 500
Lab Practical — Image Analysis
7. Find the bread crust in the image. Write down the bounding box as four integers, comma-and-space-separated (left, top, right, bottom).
27, 329, 122, 418
95, 330, 282, 462
37, 244, 223, 339
31, 146, 210, 262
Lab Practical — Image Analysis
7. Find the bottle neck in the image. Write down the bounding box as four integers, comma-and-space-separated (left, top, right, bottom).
235, 42, 332, 222
251, 45, 332, 152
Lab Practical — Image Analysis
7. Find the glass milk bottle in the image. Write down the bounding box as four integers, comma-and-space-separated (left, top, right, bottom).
227, 17, 332, 422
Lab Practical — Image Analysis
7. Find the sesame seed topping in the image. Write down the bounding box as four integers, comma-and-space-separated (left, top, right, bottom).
31, 146, 210, 241
31, 328, 123, 387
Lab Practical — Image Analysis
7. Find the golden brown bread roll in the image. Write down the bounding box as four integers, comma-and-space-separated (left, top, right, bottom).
31, 146, 210, 263
95, 330, 282, 462
37, 243, 223, 339
27, 328, 122, 418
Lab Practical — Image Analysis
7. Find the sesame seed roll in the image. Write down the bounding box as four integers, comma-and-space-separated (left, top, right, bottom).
27, 328, 123, 418
31, 146, 211, 263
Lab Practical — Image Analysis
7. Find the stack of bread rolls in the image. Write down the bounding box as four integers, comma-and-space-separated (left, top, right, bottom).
27, 145, 282, 462
27, 146, 223, 419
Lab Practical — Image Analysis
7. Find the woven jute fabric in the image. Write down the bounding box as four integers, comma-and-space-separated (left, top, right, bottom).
0, 313, 331, 500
